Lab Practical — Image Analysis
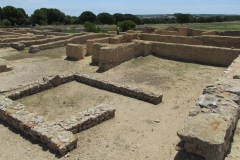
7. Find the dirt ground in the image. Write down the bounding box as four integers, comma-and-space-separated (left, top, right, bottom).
0, 46, 237, 160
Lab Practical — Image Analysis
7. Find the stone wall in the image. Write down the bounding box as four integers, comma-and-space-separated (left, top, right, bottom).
217, 30, 240, 37
86, 37, 110, 55
177, 55, 240, 160
0, 94, 115, 155
92, 39, 240, 71
152, 41, 240, 67
28, 33, 110, 53
66, 44, 84, 60
0, 74, 117, 156
139, 33, 240, 49
22, 33, 85, 47
0, 35, 46, 43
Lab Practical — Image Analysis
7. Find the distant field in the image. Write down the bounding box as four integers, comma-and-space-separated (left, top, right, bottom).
35, 21, 240, 33
137, 21, 240, 31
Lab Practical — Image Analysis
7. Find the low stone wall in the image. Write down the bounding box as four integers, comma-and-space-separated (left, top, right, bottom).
0, 72, 162, 155
29, 33, 110, 53
22, 33, 85, 47
202, 31, 217, 35
177, 55, 240, 160
217, 30, 240, 37
75, 74, 163, 105
0, 95, 78, 155
162, 30, 177, 35
0, 74, 117, 156
0, 35, 46, 43
59, 103, 115, 134
139, 33, 240, 49
188, 29, 203, 36
152, 41, 240, 67
3, 73, 162, 105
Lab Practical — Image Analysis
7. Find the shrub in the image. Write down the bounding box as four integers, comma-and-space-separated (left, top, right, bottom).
117, 20, 136, 32
83, 21, 100, 33
2, 19, 11, 27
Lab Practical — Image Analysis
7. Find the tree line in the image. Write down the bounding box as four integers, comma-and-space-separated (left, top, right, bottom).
0, 6, 141, 27
0, 5, 240, 27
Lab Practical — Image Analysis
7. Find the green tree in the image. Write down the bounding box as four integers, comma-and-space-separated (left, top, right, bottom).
0, 7, 2, 20
16, 8, 28, 26
2, 6, 18, 26
117, 20, 136, 32
78, 11, 96, 24
113, 13, 125, 24
30, 9, 47, 25
64, 15, 71, 25
83, 21, 99, 32
176, 13, 190, 24
2, 19, 11, 26
97, 12, 114, 24
123, 14, 141, 24
46, 8, 65, 24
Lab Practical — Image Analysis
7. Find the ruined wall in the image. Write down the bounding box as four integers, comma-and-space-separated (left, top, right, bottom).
139, 33, 240, 49
98, 43, 136, 71
139, 34, 202, 45
188, 29, 203, 36
152, 42, 240, 67
92, 43, 109, 64
0, 35, 46, 43
22, 33, 85, 47
29, 34, 110, 53
161, 30, 177, 35
217, 30, 240, 36
86, 37, 110, 55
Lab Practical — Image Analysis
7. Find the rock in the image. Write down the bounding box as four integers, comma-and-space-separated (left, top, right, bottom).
189, 105, 201, 116
201, 108, 210, 113
197, 94, 218, 109
177, 113, 233, 160
29, 45, 40, 53
233, 75, 240, 79
10, 42, 25, 51
43, 75, 61, 87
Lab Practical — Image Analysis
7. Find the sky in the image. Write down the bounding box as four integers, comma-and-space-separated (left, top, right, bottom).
0, 0, 240, 16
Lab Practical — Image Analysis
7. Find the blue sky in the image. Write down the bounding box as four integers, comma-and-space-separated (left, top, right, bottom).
1, 0, 240, 16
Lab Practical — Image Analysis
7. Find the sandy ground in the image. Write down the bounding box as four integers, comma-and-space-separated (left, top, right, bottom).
0, 46, 236, 160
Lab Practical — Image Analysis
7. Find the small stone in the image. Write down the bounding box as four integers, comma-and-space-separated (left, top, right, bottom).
155, 119, 161, 123
201, 108, 210, 113
64, 152, 70, 158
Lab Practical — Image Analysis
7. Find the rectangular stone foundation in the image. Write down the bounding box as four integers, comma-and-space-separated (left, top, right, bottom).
0, 73, 162, 156
0, 94, 115, 156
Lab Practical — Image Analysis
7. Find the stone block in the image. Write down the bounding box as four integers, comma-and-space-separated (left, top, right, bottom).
66, 43, 84, 60
10, 42, 25, 51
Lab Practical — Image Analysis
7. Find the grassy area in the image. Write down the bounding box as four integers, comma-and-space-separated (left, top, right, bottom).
4, 47, 66, 60
137, 21, 240, 31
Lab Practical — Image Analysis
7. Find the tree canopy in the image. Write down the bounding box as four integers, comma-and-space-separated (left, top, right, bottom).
78, 11, 96, 24
30, 9, 47, 25
176, 13, 190, 24
1, 6, 29, 26
97, 12, 114, 24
